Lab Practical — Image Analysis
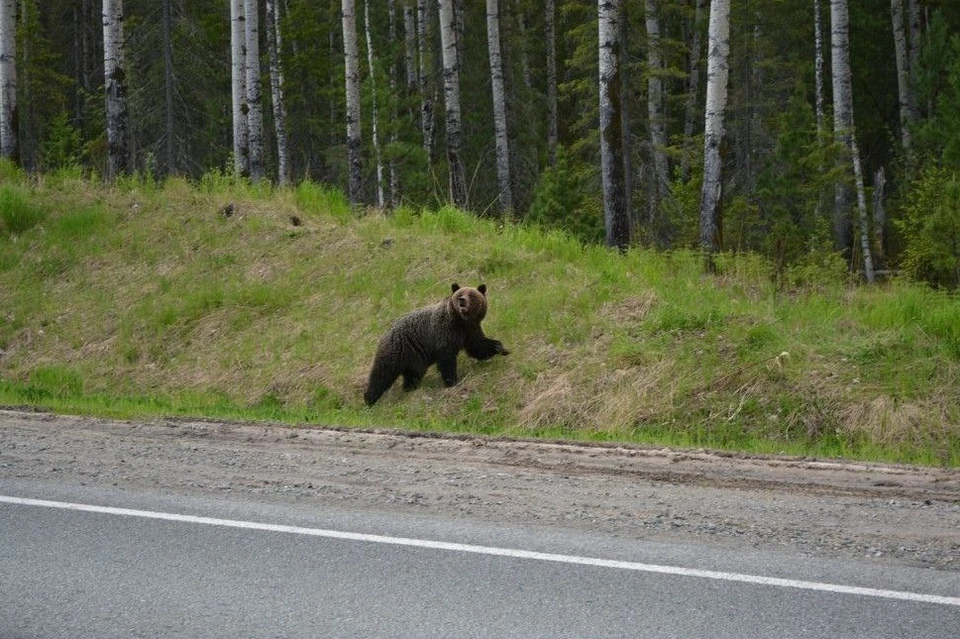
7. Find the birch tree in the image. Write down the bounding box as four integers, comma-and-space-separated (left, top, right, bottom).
265, 0, 290, 184
599, 0, 629, 251
230, 0, 249, 177
103, 0, 131, 179
699, 0, 731, 264
416, 0, 434, 167
486, 0, 512, 217
0, 0, 16, 162
439, 0, 466, 208
343, 0, 363, 203
830, 0, 854, 255
645, 0, 670, 245
831, 0, 874, 280
364, 0, 385, 208
244, 0, 265, 182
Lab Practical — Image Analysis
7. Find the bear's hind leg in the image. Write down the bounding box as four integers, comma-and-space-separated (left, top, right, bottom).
401, 367, 425, 391
365, 360, 402, 406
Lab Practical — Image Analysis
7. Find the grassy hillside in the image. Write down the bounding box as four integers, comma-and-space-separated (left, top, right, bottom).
1, 166, 958, 465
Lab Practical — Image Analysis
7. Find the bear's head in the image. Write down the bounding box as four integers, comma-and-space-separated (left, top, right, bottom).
449, 283, 488, 324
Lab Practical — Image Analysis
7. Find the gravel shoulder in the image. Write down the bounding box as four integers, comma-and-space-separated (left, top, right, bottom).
1, 409, 958, 570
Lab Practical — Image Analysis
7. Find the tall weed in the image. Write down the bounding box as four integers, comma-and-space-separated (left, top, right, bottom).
0, 186, 45, 236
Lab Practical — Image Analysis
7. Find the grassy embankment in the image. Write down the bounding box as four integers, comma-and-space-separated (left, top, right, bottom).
1, 166, 958, 465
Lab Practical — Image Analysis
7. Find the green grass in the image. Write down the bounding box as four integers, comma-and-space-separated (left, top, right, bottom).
0, 171, 958, 466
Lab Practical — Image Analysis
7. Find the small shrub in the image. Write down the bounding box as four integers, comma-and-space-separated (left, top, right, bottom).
27, 366, 84, 399
896, 168, 960, 288
295, 180, 351, 223
0, 186, 45, 236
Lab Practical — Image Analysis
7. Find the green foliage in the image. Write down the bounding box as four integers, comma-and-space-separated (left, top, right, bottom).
295, 180, 352, 222
0, 186, 45, 236
666, 168, 702, 249
25, 366, 84, 400
40, 112, 84, 171
526, 147, 603, 244
896, 168, 960, 288
914, 13, 960, 170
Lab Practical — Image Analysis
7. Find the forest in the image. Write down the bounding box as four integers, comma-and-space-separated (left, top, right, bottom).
3, 0, 960, 287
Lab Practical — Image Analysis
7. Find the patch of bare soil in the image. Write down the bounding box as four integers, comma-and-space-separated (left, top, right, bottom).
1, 409, 958, 569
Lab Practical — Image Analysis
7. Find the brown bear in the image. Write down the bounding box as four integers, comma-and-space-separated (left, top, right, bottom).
364, 283, 510, 405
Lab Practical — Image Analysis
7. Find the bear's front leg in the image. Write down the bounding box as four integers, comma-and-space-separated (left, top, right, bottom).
436, 356, 459, 387
465, 328, 510, 360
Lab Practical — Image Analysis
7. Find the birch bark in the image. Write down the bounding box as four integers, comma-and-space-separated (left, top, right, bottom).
439, 0, 466, 208
343, 0, 363, 203
699, 0, 731, 263
230, 0, 249, 176
103, 0, 131, 179
266, 0, 290, 184
0, 0, 17, 162
487, 0, 512, 217
244, 0, 265, 182
599, 0, 629, 251
830, 0, 854, 254
416, 0, 434, 166
364, 0, 385, 208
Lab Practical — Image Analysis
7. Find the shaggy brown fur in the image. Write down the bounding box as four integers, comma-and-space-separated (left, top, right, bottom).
364, 283, 510, 405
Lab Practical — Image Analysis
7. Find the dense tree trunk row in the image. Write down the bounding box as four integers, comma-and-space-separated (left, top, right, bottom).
3, 0, 960, 284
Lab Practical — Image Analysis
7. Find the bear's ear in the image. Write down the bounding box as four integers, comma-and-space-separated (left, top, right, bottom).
451, 282, 461, 294
478, 284, 487, 296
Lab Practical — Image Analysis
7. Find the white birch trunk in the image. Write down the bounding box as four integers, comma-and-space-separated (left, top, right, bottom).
486, 0, 512, 217
681, 0, 704, 181
599, 0, 629, 251
645, 0, 670, 244
545, 0, 558, 167
244, 0, 265, 182
265, 0, 290, 184
103, 0, 130, 179
699, 0, 730, 261
830, 0, 854, 253
416, 0, 434, 167
230, 0, 249, 176
439, 0, 466, 208
890, 0, 912, 149
0, 0, 17, 162
851, 139, 875, 282
343, 0, 363, 203
364, 0, 385, 208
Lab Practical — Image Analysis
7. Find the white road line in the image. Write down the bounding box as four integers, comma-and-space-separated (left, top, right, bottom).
3, 494, 958, 607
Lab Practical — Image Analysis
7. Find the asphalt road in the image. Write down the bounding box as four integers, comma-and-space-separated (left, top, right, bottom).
2, 479, 958, 639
